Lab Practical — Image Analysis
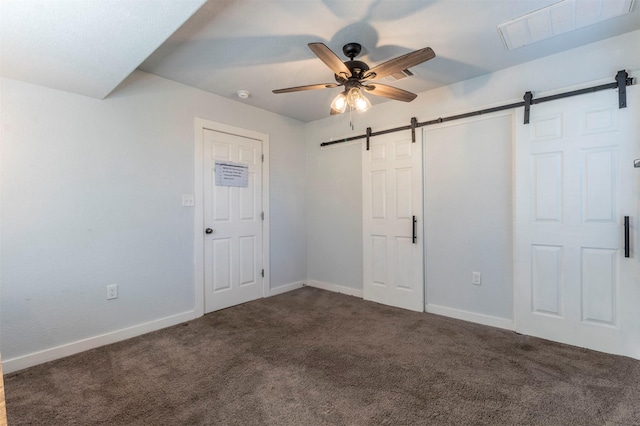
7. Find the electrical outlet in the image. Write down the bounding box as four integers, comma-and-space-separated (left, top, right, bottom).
106, 284, 118, 300
472, 272, 482, 285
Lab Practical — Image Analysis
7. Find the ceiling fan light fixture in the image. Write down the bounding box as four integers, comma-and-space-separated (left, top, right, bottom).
330, 88, 371, 114
345, 87, 371, 113
347, 88, 362, 107
354, 90, 371, 113
330, 91, 348, 114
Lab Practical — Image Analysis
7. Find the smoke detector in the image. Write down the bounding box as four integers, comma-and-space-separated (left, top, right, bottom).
236, 90, 250, 99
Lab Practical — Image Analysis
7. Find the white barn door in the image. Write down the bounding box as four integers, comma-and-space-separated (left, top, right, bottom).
203, 129, 264, 313
515, 86, 640, 358
363, 132, 424, 312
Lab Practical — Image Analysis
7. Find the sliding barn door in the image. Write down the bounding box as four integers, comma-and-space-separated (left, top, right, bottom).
515, 86, 640, 358
363, 132, 424, 311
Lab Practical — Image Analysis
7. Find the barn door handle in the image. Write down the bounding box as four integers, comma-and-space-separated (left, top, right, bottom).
624, 216, 630, 258
412, 216, 417, 244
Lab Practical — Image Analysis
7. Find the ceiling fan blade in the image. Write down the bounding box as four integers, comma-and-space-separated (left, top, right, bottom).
363, 83, 417, 102
330, 108, 342, 115
367, 47, 435, 80
273, 83, 339, 94
308, 42, 351, 77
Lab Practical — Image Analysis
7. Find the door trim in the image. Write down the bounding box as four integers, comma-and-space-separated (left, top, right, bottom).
194, 117, 270, 318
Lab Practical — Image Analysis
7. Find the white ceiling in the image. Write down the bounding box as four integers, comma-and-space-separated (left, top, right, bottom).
2, 0, 639, 122
0, 0, 206, 98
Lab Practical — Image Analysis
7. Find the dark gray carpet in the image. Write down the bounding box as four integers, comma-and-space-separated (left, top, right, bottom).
4, 287, 640, 425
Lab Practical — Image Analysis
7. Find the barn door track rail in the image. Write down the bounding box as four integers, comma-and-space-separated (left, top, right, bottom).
321, 70, 634, 149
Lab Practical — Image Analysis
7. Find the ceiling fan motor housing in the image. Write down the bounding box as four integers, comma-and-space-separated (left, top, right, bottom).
335, 60, 370, 82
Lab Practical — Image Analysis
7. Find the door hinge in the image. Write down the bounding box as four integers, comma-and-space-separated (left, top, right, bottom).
261, 211, 264, 220
261, 269, 264, 278
261, 154, 264, 162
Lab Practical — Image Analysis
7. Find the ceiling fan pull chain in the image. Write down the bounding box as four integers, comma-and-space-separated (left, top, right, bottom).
349, 108, 354, 130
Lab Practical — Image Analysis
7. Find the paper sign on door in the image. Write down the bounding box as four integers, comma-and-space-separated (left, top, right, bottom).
215, 161, 249, 187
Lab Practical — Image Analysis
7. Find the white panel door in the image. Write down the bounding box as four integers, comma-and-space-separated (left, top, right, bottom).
204, 129, 263, 313
515, 86, 640, 358
363, 132, 424, 311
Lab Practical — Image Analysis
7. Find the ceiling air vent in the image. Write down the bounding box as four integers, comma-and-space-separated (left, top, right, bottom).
498, 0, 634, 50
385, 69, 414, 82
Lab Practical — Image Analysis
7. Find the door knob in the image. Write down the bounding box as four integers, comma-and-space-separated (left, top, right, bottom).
205, 228, 213, 234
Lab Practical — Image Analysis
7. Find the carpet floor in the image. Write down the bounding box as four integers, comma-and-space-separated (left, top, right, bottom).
4, 287, 640, 425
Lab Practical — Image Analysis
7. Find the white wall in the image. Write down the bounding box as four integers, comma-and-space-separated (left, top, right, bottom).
424, 114, 513, 325
0, 70, 307, 368
305, 30, 640, 316
305, 140, 363, 292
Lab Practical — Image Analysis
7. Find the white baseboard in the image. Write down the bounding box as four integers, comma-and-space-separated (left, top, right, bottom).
3, 310, 196, 374
268, 281, 305, 296
425, 304, 514, 331
306, 280, 363, 298
2, 294, 514, 374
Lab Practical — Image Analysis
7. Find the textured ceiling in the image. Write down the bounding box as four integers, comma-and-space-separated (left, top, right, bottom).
2, 0, 639, 122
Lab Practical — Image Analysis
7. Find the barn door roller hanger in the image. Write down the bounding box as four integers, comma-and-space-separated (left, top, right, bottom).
523, 70, 632, 124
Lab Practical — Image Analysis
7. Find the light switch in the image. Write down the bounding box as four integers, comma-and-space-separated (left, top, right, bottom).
182, 194, 195, 207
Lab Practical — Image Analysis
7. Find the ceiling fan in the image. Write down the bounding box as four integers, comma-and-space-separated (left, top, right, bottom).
272, 42, 436, 115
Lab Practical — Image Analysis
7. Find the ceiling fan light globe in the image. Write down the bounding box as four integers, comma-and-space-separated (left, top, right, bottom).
330, 92, 347, 113
347, 87, 361, 108
356, 94, 371, 112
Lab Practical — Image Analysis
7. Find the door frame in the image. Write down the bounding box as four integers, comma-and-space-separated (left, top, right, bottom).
193, 117, 270, 318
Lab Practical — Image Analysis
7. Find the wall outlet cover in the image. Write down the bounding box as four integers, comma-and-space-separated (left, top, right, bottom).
107, 284, 118, 300
472, 272, 482, 285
